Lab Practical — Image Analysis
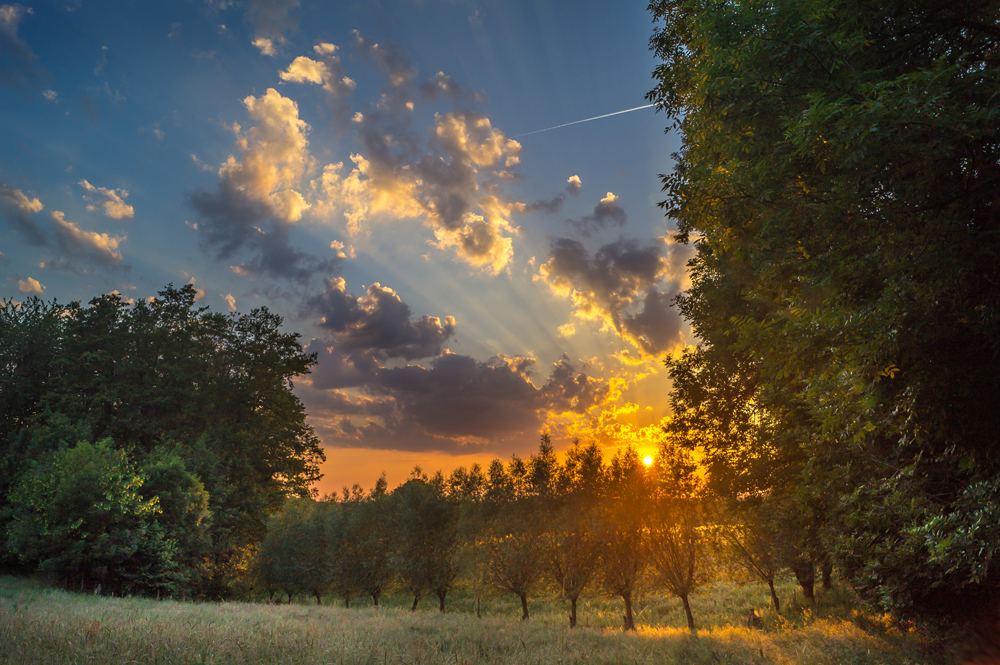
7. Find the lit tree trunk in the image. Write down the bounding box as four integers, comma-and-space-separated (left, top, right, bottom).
680, 592, 695, 633
519, 593, 529, 620
621, 590, 635, 631
767, 579, 781, 613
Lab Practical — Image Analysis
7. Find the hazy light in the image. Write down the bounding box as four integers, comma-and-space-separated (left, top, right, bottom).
643, 455, 653, 466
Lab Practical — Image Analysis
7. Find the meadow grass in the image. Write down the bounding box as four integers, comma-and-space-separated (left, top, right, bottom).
0, 575, 941, 664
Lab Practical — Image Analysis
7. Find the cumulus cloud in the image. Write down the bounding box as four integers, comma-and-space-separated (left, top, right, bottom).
314, 109, 522, 273
246, 0, 298, 56
223, 293, 237, 311
298, 278, 612, 453
17, 276, 44, 295
0, 182, 46, 245
0, 3, 46, 91
188, 88, 339, 281
306, 276, 457, 363
78, 180, 134, 220
279, 42, 356, 109
537, 237, 684, 356
565, 191, 627, 236
566, 175, 582, 194
50, 210, 125, 267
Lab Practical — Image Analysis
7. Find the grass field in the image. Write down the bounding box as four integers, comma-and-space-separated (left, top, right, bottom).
0, 575, 947, 664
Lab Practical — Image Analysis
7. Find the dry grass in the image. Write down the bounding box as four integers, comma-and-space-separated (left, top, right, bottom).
0, 575, 939, 664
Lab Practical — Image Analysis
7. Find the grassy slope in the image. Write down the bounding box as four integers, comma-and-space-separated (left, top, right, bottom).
0, 575, 937, 664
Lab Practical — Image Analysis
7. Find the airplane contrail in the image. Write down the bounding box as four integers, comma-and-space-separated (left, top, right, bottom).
510, 103, 657, 139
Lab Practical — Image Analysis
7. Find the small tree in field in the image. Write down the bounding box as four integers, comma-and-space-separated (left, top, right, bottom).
599, 446, 647, 631
547, 439, 605, 628
647, 436, 710, 633
715, 500, 782, 613
485, 508, 545, 621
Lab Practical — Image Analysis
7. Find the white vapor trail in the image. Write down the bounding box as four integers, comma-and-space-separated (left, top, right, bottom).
510, 103, 656, 139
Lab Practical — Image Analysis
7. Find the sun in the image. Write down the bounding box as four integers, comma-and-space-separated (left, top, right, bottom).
643, 455, 653, 466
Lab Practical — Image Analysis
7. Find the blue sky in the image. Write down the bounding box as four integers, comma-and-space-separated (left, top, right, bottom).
1, 0, 691, 492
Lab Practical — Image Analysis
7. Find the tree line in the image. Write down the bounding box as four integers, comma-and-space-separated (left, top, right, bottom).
0, 285, 325, 598
252, 434, 819, 632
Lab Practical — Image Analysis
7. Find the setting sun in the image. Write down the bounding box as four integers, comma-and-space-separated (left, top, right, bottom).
643, 455, 653, 466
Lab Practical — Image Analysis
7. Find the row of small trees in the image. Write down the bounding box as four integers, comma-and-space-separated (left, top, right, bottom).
252, 436, 821, 631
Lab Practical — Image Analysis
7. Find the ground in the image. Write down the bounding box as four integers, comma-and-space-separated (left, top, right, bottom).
0, 575, 942, 664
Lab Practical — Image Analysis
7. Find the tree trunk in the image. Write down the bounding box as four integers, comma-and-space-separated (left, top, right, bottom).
792, 561, 815, 602
822, 559, 833, 589
411, 592, 420, 612
344, 594, 351, 609
287, 592, 293, 604
519, 593, 529, 621
314, 592, 322, 605
268, 590, 275, 603
681, 592, 695, 633
437, 589, 446, 613
622, 590, 635, 631
569, 596, 578, 628
767, 579, 781, 613
372, 591, 380, 607
475, 594, 482, 619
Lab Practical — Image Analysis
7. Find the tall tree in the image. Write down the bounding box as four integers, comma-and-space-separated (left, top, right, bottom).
648, 0, 1000, 622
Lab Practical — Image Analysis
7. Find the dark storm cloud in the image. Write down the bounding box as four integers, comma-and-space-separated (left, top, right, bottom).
0, 4, 46, 91
620, 287, 683, 357
306, 277, 456, 360
0, 183, 46, 245
565, 192, 627, 236
187, 176, 339, 283
300, 283, 609, 452
541, 354, 610, 413
538, 237, 684, 356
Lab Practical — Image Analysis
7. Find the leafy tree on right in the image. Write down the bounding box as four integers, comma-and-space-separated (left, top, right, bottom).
648, 0, 1000, 623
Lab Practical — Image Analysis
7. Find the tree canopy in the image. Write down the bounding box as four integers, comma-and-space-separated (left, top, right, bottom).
648, 0, 1000, 620
0, 284, 324, 596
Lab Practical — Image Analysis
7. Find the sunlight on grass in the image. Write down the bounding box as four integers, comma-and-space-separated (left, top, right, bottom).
0, 576, 938, 664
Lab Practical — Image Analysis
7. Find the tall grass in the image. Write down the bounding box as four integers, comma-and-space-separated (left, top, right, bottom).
0, 575, 940, 664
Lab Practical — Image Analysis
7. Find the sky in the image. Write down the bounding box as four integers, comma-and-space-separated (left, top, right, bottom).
0, 0, 692, 495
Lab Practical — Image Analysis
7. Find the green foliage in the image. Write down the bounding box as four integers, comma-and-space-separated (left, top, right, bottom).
0, 284, 324, 597
4, 440, 175, 594
648, 0, 1000, 620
